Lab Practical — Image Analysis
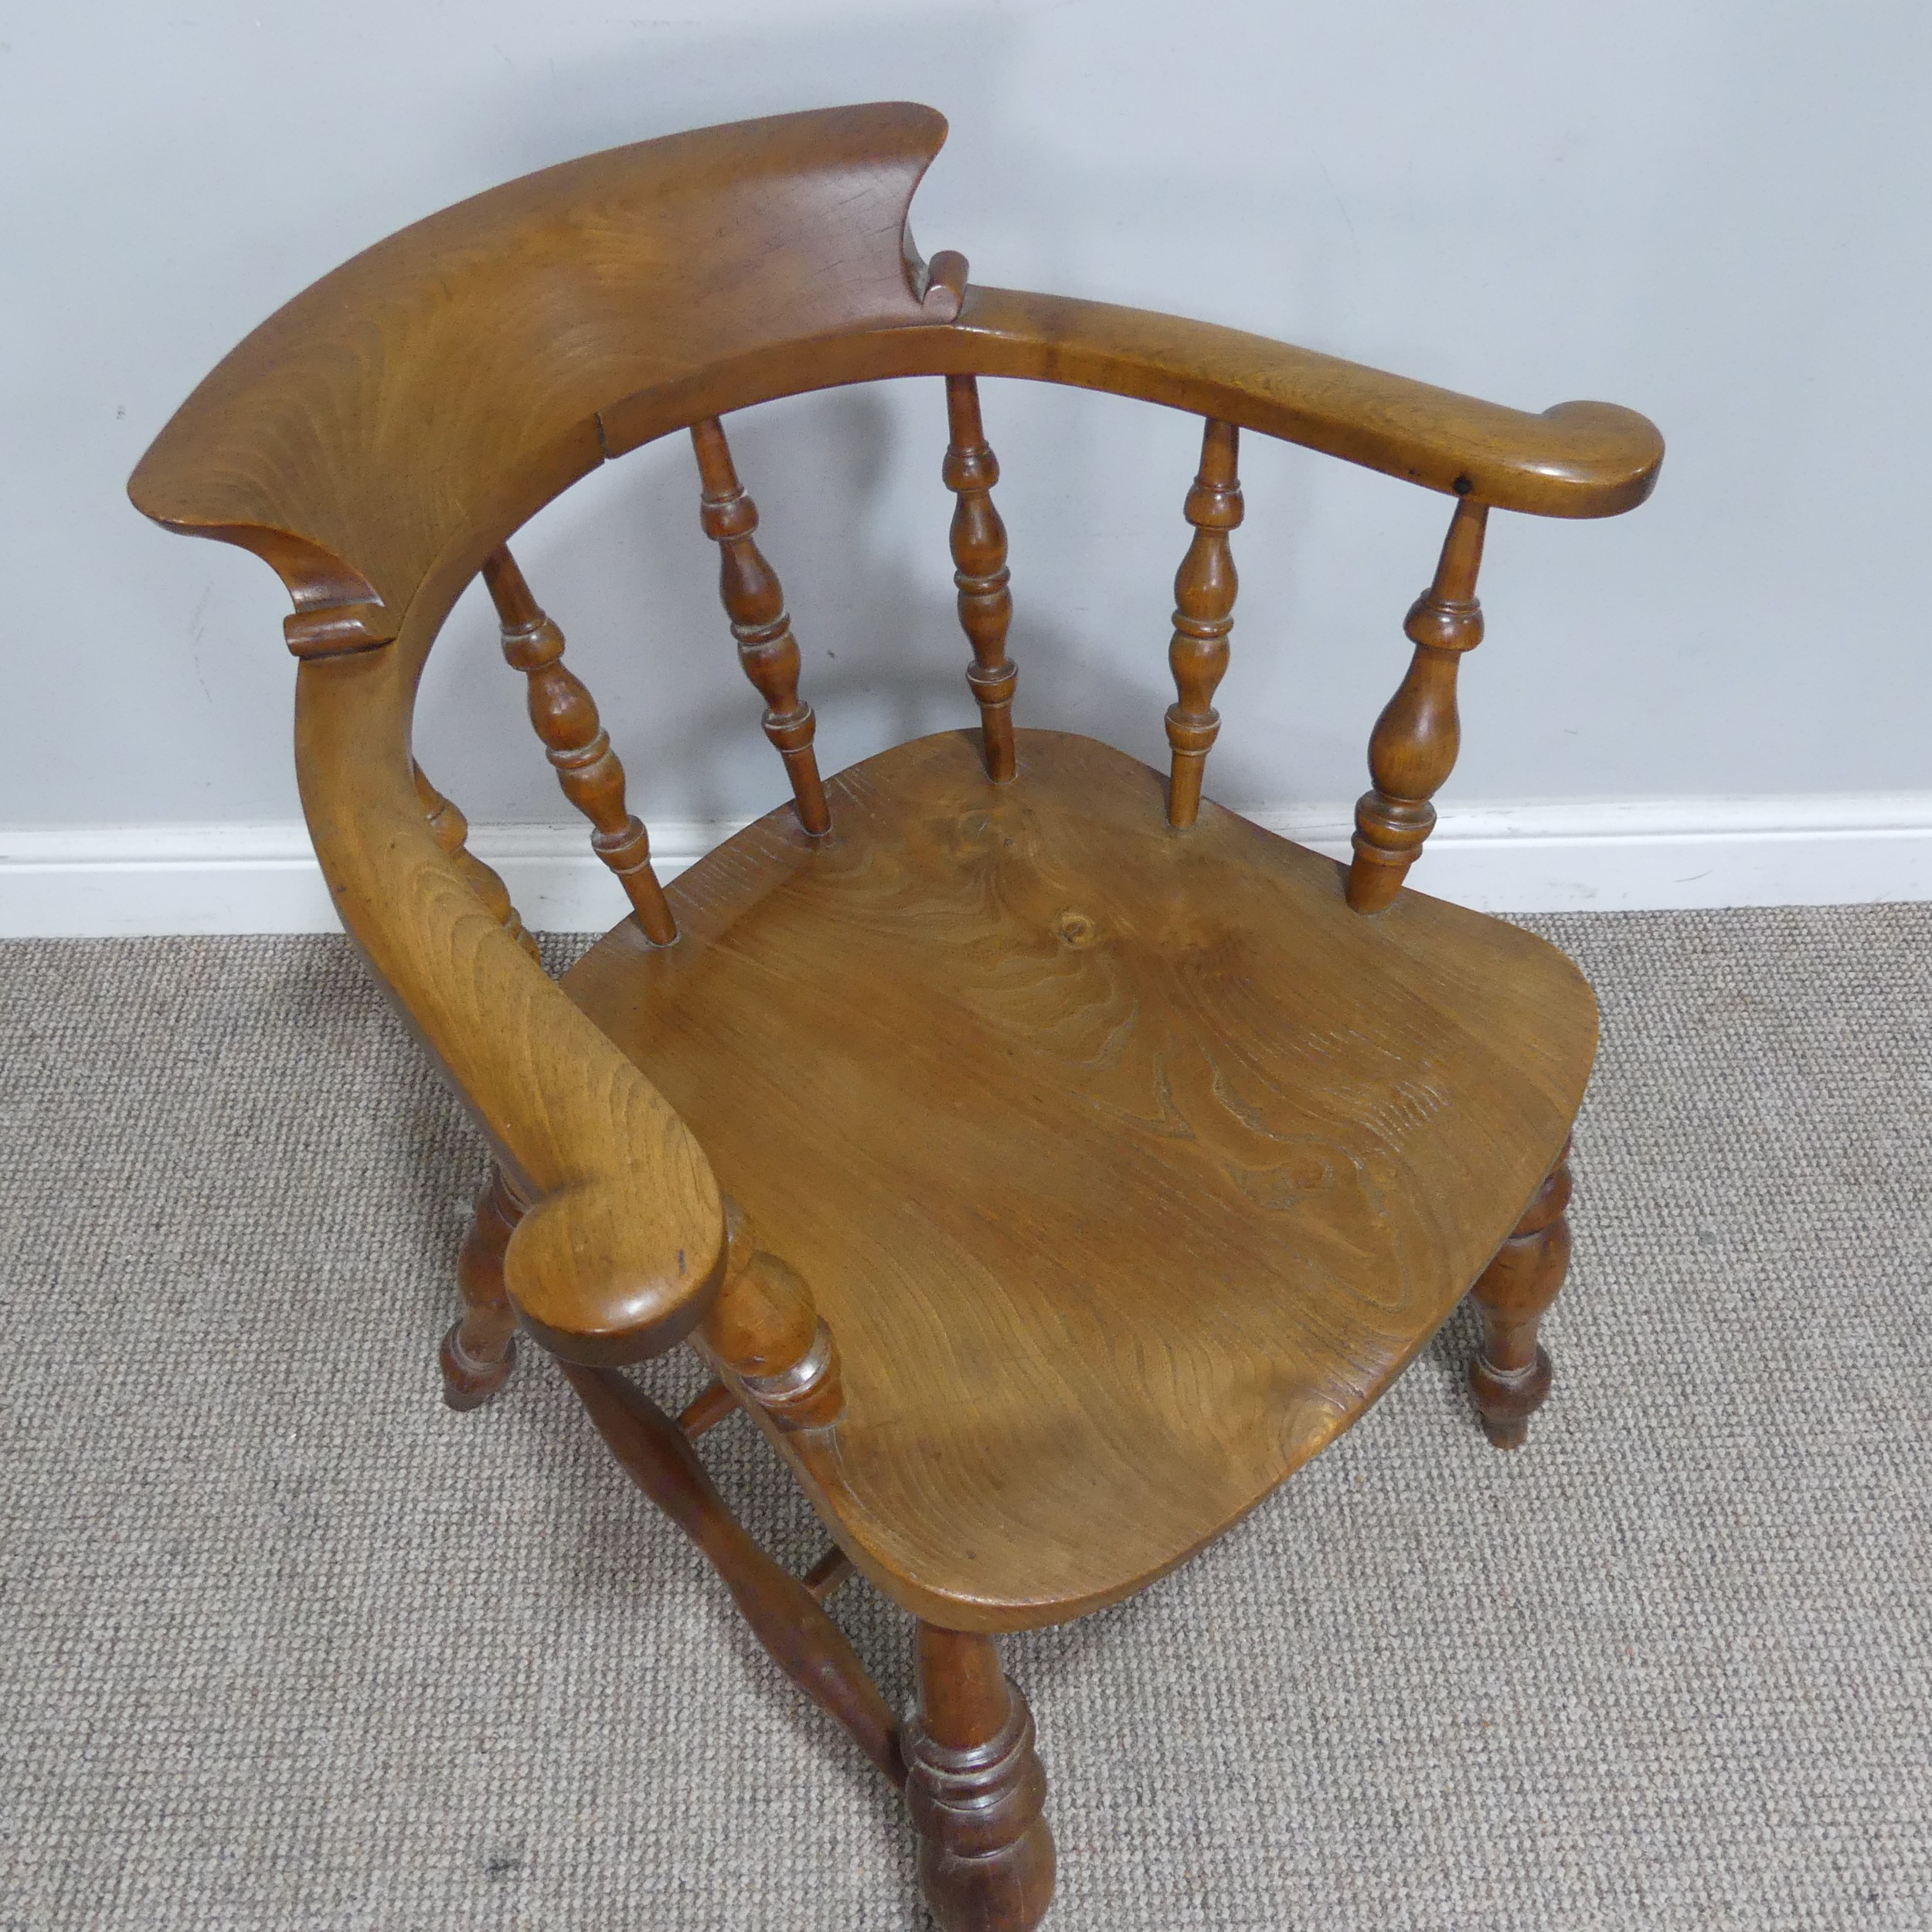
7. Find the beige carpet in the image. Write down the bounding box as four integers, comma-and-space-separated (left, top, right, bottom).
2, 906, 1928, 1929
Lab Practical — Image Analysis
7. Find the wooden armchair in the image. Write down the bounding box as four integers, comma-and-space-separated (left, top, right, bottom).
129, 104, 1661, 1930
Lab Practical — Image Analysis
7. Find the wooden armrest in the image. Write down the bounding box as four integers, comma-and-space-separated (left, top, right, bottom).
944, 287, 1662, 519
295, 646, 726, 1365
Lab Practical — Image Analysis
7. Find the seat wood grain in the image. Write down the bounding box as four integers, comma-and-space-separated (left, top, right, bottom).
563, 729, 1596, 1628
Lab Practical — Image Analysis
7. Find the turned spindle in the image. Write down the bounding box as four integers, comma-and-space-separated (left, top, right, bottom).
1468, 1147, 1573, 1450
1346, 495, 1490, 912
905, 1625, 1056, 1932
690, 419, 831, 835
942, 375, 1017, 782
440, 1166, 523, 1410
1164, 418, 1243, 829
699, 1199, 842, 1431
413, 764, 541, 962
481, 548, 677, 946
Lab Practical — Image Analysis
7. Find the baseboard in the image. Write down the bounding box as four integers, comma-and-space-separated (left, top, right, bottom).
3, 794, 1929, 937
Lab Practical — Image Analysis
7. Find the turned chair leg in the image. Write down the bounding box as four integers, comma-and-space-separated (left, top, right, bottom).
1468, 1148, 1573, 1449
903, 1625, 1056, 1932
439, 1168, 522, 1410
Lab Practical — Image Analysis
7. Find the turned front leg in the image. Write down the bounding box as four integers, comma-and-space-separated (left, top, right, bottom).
905, 1625, 1056, 1932
440, 1167, 522, 1410
1468, 1149, 1573, 1448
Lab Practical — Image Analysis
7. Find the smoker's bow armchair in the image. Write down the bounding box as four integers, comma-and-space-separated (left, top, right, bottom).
130, 104, 1662, 1930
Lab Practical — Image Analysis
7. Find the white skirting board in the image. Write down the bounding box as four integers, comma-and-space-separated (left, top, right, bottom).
2, 795, 1930, 937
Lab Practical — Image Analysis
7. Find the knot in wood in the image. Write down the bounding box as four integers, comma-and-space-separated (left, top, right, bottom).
1053, 908, 1099, 947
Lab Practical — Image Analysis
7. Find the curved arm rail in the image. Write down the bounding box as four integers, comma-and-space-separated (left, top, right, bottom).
602, 288, 1663, 523
946, 288, 1661, 519
296, 643, 726, 1364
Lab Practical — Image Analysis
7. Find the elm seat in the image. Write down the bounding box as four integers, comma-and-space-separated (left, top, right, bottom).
563, 728, 1597, 1626
128, 100, 1658, 1931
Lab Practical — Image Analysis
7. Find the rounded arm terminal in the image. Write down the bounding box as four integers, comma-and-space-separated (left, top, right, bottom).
295, 643, 726, 1366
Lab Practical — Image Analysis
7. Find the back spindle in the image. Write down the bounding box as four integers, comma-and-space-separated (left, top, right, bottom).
690, 419, 831, 835
941, 375, 1016, 781
1345, 495, 1490, 913
1165, 420, 1243, 828
481, 548, 678, 945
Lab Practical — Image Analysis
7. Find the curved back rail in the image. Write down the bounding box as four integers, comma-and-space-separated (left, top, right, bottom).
130, 103, 1662, 1367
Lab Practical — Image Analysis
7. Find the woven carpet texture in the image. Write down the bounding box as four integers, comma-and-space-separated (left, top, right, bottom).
2, 906, 1927, 1929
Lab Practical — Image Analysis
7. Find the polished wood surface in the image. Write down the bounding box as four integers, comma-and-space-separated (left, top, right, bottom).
564, 728, 1597, 1628
304, 651, 728, 1368
483, 548, 677, 944
1469, 1148, 1574, 1448
129, 106, 1660, 670
128, 105, 965, 646
130, 101, 1661, 1922
699, 1200, 845, 1433
906, 1627, 1055, 1931
1163, 418, 1242, 828
1348, 495, 1488, 913
691, 417, 832, 834
413, 764, 541, 964
943, 373, 1018, 782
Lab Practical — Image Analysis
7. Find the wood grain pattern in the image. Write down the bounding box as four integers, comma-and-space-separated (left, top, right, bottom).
1348, 496, 1489, 912
559, 1361, 903, 1787
126, 103, 1660, 1920
128, 105, 962, 642
130, 107, 1661, 678
300, 645, 727, 1368
482, 547, 677, 944
1164, 419, 1242, 828
595, 284, 1662, 515
413, 764, 541, 964
563, 728, 1597, 1628
1468, 1148, 1573, 1448
942, 374, 1017, 782
905, 1626, 1055, 1932
691, 418, 831, 834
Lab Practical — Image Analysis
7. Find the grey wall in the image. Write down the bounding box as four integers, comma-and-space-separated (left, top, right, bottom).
5, 1, 1927, 832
